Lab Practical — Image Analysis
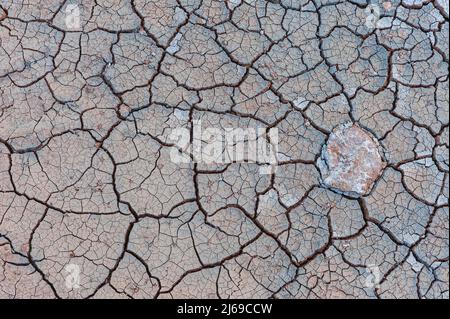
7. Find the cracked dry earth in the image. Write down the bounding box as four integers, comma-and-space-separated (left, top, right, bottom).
0, 0, 449, 300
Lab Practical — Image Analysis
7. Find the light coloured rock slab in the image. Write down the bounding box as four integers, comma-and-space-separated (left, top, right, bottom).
318, 122, 386, 198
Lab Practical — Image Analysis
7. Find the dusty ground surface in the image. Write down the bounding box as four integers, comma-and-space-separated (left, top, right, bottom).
0, 0, 448, 299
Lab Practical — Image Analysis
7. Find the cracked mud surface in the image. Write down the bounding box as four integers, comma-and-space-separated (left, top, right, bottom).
0, 0, 448, 299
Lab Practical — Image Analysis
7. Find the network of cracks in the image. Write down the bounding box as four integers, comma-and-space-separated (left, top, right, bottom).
0, 0, 448, 299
